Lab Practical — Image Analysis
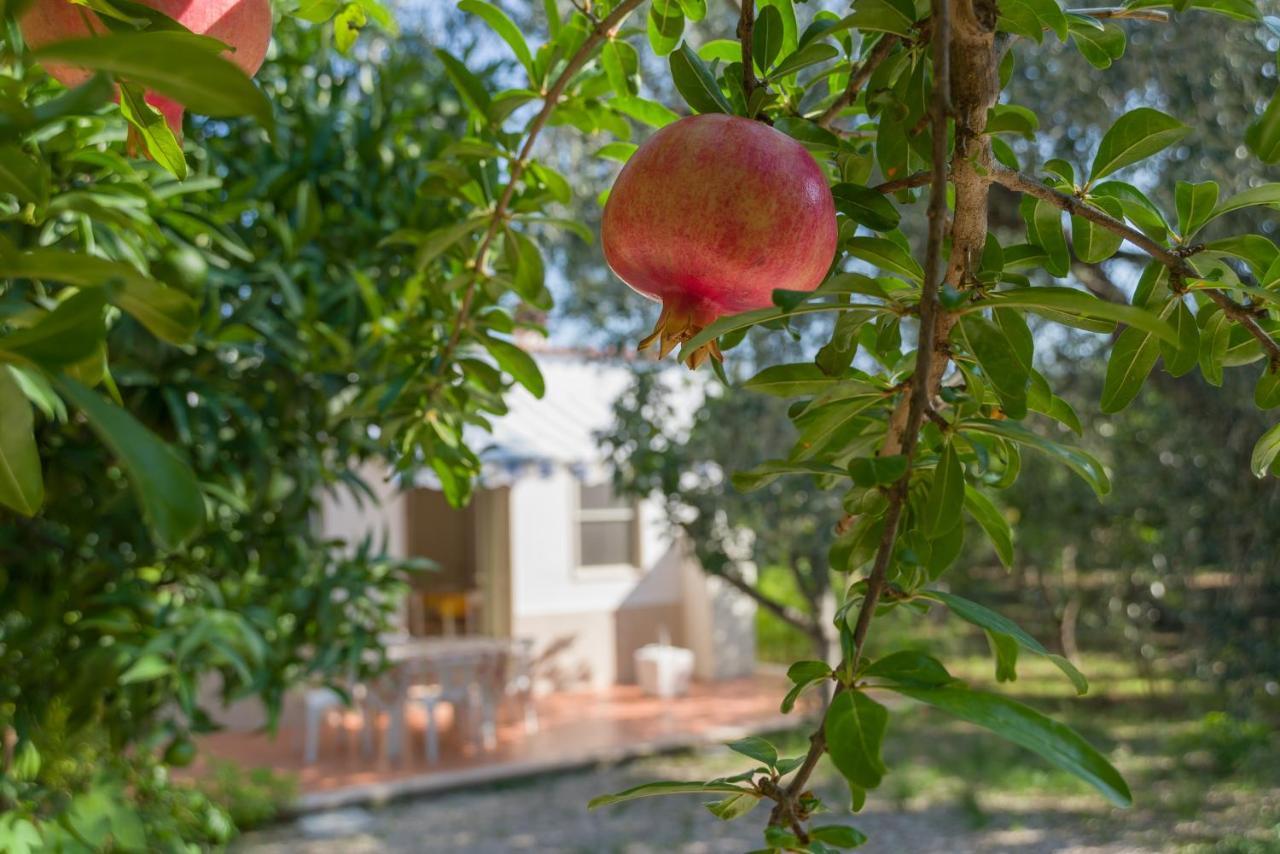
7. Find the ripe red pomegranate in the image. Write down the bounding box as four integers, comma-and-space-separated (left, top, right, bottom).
20, 0, 272, 135
602, 113, 837, 368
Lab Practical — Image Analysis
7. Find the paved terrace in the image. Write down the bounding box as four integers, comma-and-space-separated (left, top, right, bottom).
193, 673, 803, 812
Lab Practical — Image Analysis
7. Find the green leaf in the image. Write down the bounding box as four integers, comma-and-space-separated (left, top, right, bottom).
886, 683, 1132, 807
647, 0, 685, 57
1101, 322, 1161, 413
53, 377, 203, 550
745, 363, 874, 397
1023, 196, 1069, 277
1160, 298, 1200, 378
863, 650, 953, 687
1068, 18, 1125, 69
459, 0, 535, 79
964, 484, 1014, 567
680, 300, 888, 358
769, 42, 839, 79
753, 4, 784, 70
0, 366, 43, 517
4, 250, 199, 345
782, 660, 833, 713
1251, 423, 1280, 477
841, 0, 915, 37
1175, 180, 1219, 239
810, 825, 869, 849
669, 42, 732, 114
971, 286, 1179, 345
479, 334, 544, 398
1256, 369, 1280, 410
1205, 183, 1280, 224
922, 441, 964, 536
726, 736, 777, 767
119, 653, 171, 685
847, 236, 923, 282
831, 183, 901, 232
0, 145, 48, 206
435, 49, 492, 117
1089, 108, 1188, 183
34, 32, 274, 132
0, 290, 106, 368
610, 95, 681, 128
960, 418, 1111, 496
118, 81, 187, 180
849, 454, 908, 487
956, 315, 1029, 418
918, 590, 1088, 694
589, 780, 751, 809
1071, 196, 1125, 263
1245, 87, 1280, 164
705, 792, 761, 821
824, 690, 889, 790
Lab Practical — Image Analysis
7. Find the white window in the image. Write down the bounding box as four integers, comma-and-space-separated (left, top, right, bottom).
577, 482, 639, 569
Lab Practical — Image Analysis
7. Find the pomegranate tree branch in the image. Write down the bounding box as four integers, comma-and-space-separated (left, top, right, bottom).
988, 165, 1280, 370
438, 0, 647, 371
769, 1, 1001, 829
716, 564, 820, 636
738, 0, 760, 104
873, 170, 932, 194
816, 34, 899, 129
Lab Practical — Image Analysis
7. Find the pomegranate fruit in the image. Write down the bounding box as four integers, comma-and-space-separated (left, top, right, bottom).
20, 0, 272, 135
602, 113, 837, 368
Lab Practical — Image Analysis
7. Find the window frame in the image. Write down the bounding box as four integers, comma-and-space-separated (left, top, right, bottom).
573, 480, 642, 575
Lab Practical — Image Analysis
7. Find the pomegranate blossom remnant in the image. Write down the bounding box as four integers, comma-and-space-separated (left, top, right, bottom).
20, 0, 272, 134
602, 113, 838, 368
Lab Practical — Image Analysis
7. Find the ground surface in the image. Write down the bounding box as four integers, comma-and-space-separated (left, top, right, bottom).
233, 656, 1280, 854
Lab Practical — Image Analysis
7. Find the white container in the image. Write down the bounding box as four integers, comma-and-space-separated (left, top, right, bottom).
634, 644, 695, 698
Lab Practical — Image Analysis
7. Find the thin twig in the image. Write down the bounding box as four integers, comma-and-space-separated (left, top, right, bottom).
816, 35, 900, 129
988, 166, 1280, 370
738, 0, 760, 105
872, 170, 932, 194
437, 0, 647, 372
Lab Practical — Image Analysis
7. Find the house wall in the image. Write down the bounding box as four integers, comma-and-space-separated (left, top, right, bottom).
508, 466, 689, 690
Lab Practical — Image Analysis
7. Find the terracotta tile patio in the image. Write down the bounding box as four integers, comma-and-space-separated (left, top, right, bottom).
192, 673, 808, 811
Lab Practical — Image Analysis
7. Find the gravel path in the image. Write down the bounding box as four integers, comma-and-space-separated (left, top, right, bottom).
236, 756, 1165, 854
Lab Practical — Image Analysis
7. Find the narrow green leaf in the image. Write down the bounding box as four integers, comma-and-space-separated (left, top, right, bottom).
956, 315, 1030, 419
971, 286, 1178, 345
919, 590, 1089, 694
480, 334, 545, 398
847, 236, 923, 282
824, 690, 889, 790
119, 653, 171, 685
960, 418, 1111, 496
922, 441, 964, 536
459, 0, 536, 79
1160, 298, 1200, 377
0, 290, 105, 368
34, 32, 274, 132
1101, 323, 1161, 413
435, 49, 493, 117
1246, 87, 1280, 164
647, 0, 684, 57
831, 183, 901, 232
610, 95, 680, 128
0, 145, 48, 206
118, 82, 187, 180
964, 484, 1014, 567
887, 683, 1131, 807
753, 4, 784, 70
53, 377, 203, 550
589, 780, 750, 809
1256, 368, 1280, 410
1251, 423, 1280, 477
1206, 183, 1280, 224
1175, 180, 1219, 239
863, 650, 953, 687
1089, 107, 1188, 183
669, 42, 732, 114
0, 366, 43, 517
726, 736, 777, 767
769, 42, 839, 79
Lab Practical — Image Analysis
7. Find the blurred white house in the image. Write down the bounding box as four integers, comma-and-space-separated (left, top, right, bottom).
321, 350, 757, 691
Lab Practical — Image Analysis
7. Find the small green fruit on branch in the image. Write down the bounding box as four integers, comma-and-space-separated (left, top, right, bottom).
601, 114, 837, 369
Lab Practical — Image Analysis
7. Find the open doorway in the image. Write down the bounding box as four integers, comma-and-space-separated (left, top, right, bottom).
404, 487, 511, 638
